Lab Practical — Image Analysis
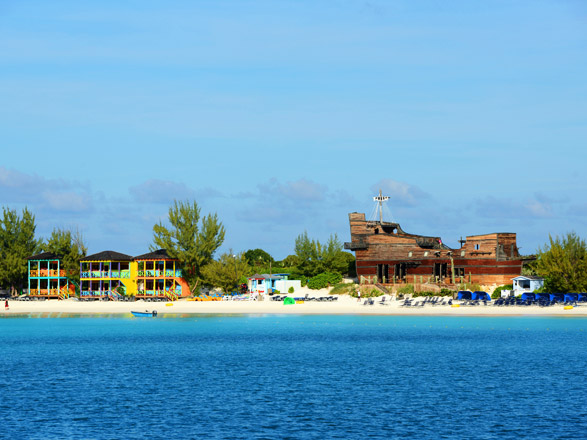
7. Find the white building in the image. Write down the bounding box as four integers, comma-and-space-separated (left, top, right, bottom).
248, 273, 301, 295
512, 275, 544, 295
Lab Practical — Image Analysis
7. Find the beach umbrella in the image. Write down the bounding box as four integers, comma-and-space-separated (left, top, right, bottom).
564, 293, 578, 302
472, 291, 489, 301
457, 291, 472, 300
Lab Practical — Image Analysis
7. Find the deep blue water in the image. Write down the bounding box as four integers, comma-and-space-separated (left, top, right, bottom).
0, 314, 586, 440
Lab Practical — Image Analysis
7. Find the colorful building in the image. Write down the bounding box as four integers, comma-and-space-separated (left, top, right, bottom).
133, 249, 190, 300
79, 251, 135, 300
27, 252, 74, 299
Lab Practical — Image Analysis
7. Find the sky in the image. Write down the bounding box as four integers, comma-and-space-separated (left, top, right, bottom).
1, 0, 586, 259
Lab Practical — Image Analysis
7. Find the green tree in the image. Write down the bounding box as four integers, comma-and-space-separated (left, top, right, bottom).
44, 228, 87, 284
281, 254, 300, 268
294, 231, 352, 278
322, 234, 353, 274
152, 200, 225, 293
201, 251, 250, 294
0, 207, 42, 295
244, 248, 274, 266
535, 232, 587, 293
294, 231, 323, 277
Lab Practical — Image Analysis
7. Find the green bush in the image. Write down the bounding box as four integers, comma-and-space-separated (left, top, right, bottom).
492, 284, 512, 299
396, 284, 414, 295
273, 289, 280, 295
330, 283, 356, 295
439, 288, 455, 297
288, 286, 294, 294
307, 272, 343, 290
353, 286, 383, 298
413, 291, 437, 297
457, 282, 481, 292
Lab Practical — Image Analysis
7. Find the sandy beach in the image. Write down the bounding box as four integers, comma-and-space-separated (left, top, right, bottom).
3, 290, 586, 317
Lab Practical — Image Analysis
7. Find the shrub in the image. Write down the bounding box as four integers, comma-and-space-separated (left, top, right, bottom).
439, 288, 454, 297
288, 286, 294, 294
330, 283, 356, 295
492, 284, 512, 299
413, 291, 437, 297
307, 272, 343, 290
457, 282, 481, 293
273, 289, 280, 295
396, 284, 414, 295
354, 286, 383, 298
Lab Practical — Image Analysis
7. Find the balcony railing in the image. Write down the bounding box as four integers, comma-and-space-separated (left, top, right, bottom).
137, 269, 182, 278
29, 270, 66, 278
80, 270, 131, 279
136, 290, 166, 297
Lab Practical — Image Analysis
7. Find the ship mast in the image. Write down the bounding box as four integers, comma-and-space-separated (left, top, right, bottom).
373, 189, 389, 224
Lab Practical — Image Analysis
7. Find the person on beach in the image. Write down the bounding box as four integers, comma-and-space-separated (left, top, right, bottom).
4, 300, 8, 311
357, 290, 361, 302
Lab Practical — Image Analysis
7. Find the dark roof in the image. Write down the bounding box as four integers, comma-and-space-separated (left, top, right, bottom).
28, 251, 62, 261
133, 249, 177, 261
81, 250, 133, 262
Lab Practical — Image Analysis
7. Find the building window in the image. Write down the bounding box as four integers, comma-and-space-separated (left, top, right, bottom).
408, 252, 412, 257
475, 244, 480, 250
461, 250, 465, 257
424, 251, 429, 257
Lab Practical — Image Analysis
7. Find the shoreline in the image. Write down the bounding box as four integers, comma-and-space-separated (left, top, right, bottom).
2, 296, 587, 317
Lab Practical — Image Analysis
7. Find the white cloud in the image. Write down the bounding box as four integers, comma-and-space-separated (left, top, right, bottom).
129, 179, 223, 204
0, 166, 93, 213
258, 178, 327, 203
525, 200, 553, 218
370, 179, 430, 207
43, 191, 91, 212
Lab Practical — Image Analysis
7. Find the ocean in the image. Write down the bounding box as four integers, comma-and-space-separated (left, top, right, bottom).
1, 314, 585, 439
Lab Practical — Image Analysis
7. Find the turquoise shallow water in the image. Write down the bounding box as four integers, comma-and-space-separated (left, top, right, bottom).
1, 315, 586, 439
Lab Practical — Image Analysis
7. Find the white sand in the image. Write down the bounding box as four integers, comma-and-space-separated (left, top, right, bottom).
2, 294, 586, 317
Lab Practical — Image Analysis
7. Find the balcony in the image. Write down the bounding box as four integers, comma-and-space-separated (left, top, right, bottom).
137, 269, 180, 278
29, 270, 66, 278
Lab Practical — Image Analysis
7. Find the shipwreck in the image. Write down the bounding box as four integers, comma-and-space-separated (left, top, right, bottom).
344, 191, 528, 286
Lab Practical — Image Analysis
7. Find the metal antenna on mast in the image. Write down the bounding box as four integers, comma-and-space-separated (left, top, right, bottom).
373, 189, 389, 224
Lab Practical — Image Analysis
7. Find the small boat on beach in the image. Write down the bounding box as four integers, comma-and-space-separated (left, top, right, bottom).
131, 310, 158, 317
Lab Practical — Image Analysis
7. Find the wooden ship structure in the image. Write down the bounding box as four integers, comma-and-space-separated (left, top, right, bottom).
344, 191, 528, 287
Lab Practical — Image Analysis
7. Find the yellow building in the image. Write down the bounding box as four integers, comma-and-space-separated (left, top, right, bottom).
79, 251, 137, 300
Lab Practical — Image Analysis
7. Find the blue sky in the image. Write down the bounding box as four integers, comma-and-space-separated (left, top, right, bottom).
1, 0, 586, 258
